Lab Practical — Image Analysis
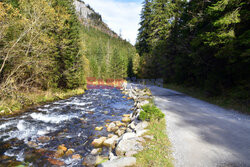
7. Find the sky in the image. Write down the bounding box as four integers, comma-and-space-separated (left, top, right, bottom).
83, 0, 144, 45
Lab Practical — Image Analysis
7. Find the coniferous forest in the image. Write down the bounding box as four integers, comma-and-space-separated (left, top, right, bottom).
0, 0, 137, 114
136, 0, 249, 110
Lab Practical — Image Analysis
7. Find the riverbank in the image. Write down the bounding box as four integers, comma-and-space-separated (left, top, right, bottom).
93, 84, 173, 167
164, 84, 249, 114
0, 88, 85, 117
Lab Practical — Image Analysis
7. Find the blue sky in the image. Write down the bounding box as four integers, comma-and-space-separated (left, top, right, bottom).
83, 0, 144, 44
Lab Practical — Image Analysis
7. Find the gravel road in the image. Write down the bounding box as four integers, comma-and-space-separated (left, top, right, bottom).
149, 85, 250, 167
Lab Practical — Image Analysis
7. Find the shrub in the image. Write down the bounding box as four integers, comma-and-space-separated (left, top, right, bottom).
139, 103, 165, 121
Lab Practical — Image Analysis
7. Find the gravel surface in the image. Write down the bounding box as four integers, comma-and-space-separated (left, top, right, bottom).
149, 85, 250, 167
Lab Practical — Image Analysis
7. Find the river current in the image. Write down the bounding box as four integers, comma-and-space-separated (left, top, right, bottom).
0, 88, 133, 166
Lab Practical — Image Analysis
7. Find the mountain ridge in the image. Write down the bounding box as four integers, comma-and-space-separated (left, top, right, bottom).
74, 0, 119, 38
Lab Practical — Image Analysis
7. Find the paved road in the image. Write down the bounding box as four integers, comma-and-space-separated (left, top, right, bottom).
149, 86, 250, 167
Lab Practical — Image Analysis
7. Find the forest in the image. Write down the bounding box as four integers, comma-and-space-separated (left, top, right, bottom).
0, 0, 136, 114
136, 0, 249, 111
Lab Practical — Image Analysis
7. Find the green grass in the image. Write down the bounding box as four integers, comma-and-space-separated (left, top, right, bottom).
135, 118, 173, 167
0, 88, 85, 116
164, 84, 250, 114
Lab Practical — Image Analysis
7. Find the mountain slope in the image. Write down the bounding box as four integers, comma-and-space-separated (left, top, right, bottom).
74, 0, 118, 38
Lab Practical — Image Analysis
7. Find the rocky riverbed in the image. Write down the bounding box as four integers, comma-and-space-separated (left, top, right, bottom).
0, 84, 153, 166
93, 84, 154, 167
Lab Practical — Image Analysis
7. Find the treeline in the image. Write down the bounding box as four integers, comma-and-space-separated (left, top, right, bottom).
80, 26, 139, 79
0, 0, 84, 95
136, 0, 249, 100
0, 0, 137, 113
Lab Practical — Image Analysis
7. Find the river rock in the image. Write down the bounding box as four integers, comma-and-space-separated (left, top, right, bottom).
103, 135, 118, 148
126, 128, 133, 133
65, 149, 75, 156
135, 121, 149, 131
48, 158, 65, 166
96, 156, 108, 165
121, 117, 131, 123
122, 114, 130, 117
121, 132, 137, 140
58, 144, 67, 152
91, 137, 107, 148
90, 148, 102, 155
114, 121, 126, 127
54, 149, 64, 158
115, 129, 125, 137
116, 138, 143, 156
72, 154, 82, 159
83, 155, 97, 167
107, 122, 116, 132
27, 141, 38, 148
108, 134, 115, 138
37, 136, 50, 143
95, 127, 103, 131
98, 157, 136, 167
128, 121, 136, 130
109, 152, 118, 161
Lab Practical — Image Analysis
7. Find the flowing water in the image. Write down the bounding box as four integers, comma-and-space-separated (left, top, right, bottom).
0, 88, 133, 166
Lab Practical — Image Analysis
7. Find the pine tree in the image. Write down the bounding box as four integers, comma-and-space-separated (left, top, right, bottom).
136, 0, 152, 55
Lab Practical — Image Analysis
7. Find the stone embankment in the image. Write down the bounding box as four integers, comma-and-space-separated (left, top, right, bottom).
84, 84, 153, 167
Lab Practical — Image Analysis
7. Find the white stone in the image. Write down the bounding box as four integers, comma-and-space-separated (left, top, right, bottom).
103, 135, 118, 148
116, 138, 143, 156
136, 129, 149, 137
121, 132, 137, 140
135, 121, 149, 131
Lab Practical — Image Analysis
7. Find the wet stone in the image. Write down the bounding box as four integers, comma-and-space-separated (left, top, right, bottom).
72, 154, 82, 159
58, 144, 67, 152
48, 158, 65, 166
37, 136, 50, 143
90, 148, 102, 155
95, 127, 103, 131
0, 89, 134, 166
65, 149, 75, 156
83, 155, 97, 167
121, 117, 131, 123
91, 137, 107, 148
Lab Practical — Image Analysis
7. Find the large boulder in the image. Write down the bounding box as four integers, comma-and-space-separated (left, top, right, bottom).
116, 138, 143, 156
98, 157, 136, 167
83, 155, 97, 167
121, 132, 137, 140
135, 121, 149, 131
103, 135, 118, 148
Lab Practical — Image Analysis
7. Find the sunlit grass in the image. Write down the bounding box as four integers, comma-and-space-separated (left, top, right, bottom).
135, 118, 173, 167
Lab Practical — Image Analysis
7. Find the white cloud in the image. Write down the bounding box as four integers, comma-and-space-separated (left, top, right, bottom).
82, 0, 143, 45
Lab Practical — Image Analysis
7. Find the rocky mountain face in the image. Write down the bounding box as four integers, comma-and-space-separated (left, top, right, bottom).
74, 0, 118, 38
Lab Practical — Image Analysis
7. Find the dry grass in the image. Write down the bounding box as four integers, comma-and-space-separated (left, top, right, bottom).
135, 118, 173, 167
0, 88, 85, 116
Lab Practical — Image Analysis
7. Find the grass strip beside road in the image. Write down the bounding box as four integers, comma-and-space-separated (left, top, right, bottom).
135, 118, 173, 166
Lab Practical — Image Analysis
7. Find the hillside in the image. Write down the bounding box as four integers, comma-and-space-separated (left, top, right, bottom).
0, 0, 137, 115
74, 0, 118, 38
